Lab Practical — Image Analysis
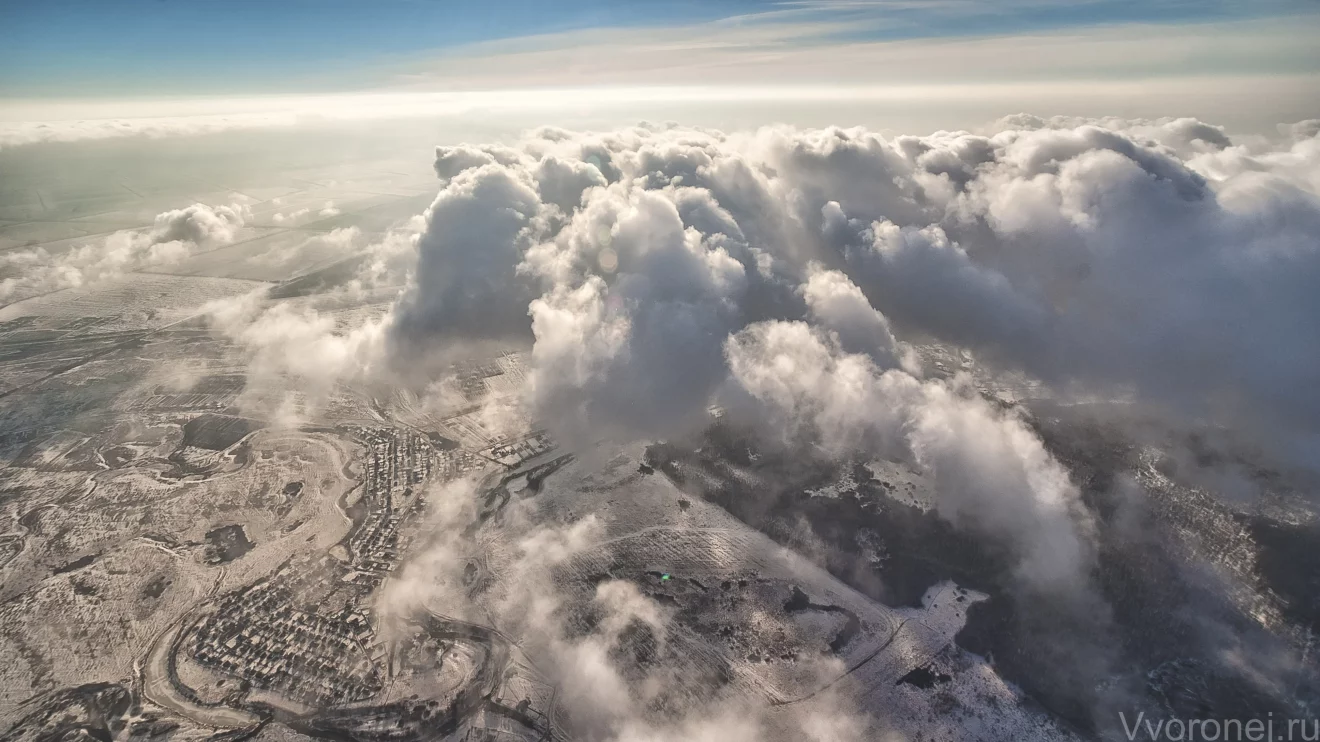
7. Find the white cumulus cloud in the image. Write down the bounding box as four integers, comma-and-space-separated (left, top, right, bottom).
0, 202, 249, 304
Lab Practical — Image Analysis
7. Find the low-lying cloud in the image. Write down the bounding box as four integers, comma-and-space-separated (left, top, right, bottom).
0, 202, 248, 303
381, 477, 875, 742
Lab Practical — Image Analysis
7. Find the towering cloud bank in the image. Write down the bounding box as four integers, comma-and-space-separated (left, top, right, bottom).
393, 118, 1320, 446
205, 116, 1319, 591
374, 118, 1314, 579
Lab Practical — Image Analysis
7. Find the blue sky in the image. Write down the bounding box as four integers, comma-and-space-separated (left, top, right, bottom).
18, 0, 758, 95
2, 0, 1315, 97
